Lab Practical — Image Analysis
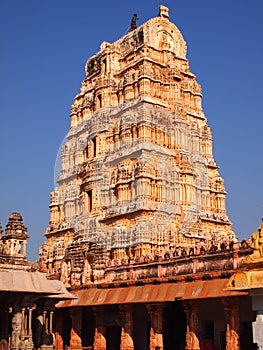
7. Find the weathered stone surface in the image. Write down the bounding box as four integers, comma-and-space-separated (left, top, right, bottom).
39, 5, 236, 288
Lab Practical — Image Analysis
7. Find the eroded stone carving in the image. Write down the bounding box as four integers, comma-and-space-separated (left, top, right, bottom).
39, 5, 235, 286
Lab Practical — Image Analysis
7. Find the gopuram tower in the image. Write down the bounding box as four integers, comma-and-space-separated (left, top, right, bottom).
40, 5, 235, 284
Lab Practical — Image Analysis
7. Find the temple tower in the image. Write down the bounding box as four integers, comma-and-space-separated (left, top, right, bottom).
0, 212, 28, 260
40, 6, 235, 283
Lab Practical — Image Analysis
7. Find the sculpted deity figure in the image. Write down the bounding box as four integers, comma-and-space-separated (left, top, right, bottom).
13, 240, 21, 255
4, 241, 11, 255
244, 220, 263, 264
0, 239, 4, 254
258, 223, 263, 256
60, 260, 72, 287
250, 226, 263, 258
11, 313, 22, 349
82, 258, 92, 284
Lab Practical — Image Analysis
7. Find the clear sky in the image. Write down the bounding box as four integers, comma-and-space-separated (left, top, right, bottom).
1, 0, 263, 261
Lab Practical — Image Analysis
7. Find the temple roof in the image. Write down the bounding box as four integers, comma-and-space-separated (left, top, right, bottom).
0, 269, 73, 298
57, 278, 247, 308
5, 212, 28, 239
85, 5, 187, 76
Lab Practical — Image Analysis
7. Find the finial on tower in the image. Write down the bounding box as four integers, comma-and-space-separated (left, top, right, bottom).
159, 5, 169, 19
129, 14, 139, 31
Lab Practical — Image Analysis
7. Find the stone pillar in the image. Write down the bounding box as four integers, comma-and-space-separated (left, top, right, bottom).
39, 309, 55, 350
21, 307, 26, 337
49, 311, 54, 334
119, 305, 134, 350
183, 301, 200, 350
21, 307, 34, 350
223, 297, 240, 350
22, 240, 27, 257
28, 308, 33, 337
93, 308, 106, 350
43, 310, 48, 334
146, 303, 164, 350
11, 310, 22, 350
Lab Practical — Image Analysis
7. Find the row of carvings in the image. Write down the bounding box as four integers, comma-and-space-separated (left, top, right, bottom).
68, 101, 191, 136
106, 240, 248, 267
83, 65, 185, 90
72, 67, 201, 110
72, 159, 210, 189
45, 202, 230, 245
82, 67, 200, 92
60, 159, 175, 185
44, 241, 250, 287
0, 238, 24, 257
71, 79, 201, 117
43, 226, 245, 264
64, 124, 213, 158
76, 139, 211, 168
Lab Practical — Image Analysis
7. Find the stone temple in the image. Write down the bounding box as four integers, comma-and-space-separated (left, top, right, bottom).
40, 4, 234, 283
1, 5, 263, 350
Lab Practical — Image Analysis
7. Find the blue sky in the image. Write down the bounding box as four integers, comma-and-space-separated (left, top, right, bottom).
1, 0, 263, 261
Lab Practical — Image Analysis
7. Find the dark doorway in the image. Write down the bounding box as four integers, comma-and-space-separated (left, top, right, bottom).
163, 301, 186, 350
62, 309, 72, 350
81, 307, 95, 348
239, 321, 257, 350
133, 304, 150, 350
106, 325, 121, 350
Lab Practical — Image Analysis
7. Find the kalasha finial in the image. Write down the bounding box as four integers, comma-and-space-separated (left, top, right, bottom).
159, 5, 169, 19
129, 13, 139, 32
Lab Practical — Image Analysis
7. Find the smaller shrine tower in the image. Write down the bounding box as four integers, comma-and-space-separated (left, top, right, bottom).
0, 212, 28, 261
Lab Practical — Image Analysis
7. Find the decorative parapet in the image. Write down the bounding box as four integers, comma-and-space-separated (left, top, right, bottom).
51, 240, 249, 288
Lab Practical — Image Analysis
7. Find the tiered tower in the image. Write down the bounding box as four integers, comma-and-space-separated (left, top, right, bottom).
0, 212, 28, 261
40, 6, 235, 283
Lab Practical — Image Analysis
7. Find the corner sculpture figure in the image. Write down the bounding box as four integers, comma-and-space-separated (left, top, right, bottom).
248, 218, 263, 259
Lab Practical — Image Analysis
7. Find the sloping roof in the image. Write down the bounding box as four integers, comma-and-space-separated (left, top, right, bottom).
0, 269, 73, 298
57, 278, 247, 308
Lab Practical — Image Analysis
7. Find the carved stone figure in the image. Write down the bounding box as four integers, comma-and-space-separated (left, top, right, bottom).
82, 258, 92, 284
11, 313, 22, 349
60, 260, 72, 287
